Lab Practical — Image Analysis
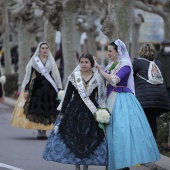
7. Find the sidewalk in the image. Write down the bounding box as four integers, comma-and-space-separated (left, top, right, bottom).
4, 96, 170, 170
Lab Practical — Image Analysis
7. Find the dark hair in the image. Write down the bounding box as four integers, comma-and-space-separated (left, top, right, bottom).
79, 53, 94, 67
109, 41, 118, 52
39, 42, 49, 48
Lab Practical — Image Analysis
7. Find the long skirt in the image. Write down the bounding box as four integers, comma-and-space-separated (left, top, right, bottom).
106, 92, 160, 170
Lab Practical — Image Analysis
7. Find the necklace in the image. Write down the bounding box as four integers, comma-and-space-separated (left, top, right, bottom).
83, 74, 94, 89
39, 56, 48, 65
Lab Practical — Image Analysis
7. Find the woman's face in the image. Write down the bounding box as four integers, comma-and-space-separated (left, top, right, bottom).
39, 44, 49, 56
80, 58, 92, 72
107, 45, 118, 61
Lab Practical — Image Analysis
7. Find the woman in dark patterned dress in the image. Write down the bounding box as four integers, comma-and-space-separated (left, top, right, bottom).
11, 42, 62, 139
43, 53, 107, 170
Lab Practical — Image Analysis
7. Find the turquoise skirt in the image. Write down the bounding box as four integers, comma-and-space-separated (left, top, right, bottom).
106, 92, 160, 170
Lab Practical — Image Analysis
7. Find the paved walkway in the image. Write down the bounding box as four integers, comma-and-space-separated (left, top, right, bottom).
4, 97, 170, 170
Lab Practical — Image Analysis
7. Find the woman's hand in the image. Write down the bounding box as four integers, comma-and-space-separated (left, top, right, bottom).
96, 64, 104, 74
24, 91, 29, 100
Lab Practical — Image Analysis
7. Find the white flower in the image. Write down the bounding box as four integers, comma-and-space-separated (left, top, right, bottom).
0, 76, 6, 84
95, 109, 110, 124
58, 90, 65, 100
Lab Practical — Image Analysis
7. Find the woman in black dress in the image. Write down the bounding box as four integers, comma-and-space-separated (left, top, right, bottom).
12, 42, 62, 139
43, 53, 107, 170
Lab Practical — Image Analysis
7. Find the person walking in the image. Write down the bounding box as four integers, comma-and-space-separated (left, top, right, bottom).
0, 57, 5, 102
133, 43, 170, 139
11, 42, 62, 139
43, 53, 107, 170
96, 39, 160, 170
0, 70, 5, 103
157, 40, 170, 98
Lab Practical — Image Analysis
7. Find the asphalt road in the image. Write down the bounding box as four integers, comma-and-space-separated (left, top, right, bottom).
0, 102, 151, 170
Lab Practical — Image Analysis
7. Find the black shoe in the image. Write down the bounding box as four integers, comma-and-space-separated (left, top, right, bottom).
123, 168, 130, 170
42, 136, 48, 140
37, 136, 43, 140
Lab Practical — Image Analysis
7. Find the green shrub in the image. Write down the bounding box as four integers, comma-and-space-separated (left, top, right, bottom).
157, 113, 170, 157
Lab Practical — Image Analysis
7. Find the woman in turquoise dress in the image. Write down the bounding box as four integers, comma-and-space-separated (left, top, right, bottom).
96, 39, 160, 170
43, 53, 107, 170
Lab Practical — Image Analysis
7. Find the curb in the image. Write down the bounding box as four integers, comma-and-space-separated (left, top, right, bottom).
154, 155, 170, 170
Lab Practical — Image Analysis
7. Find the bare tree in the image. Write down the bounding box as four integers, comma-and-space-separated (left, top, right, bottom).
11, 0, 40, 90
35, 0, 82, 85
131, 12, 144, 59
135, 0, 170, 39
101, 0, 135, 49
44, 18, 56, 55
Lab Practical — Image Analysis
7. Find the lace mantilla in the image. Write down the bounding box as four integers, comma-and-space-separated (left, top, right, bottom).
69, 72, 106, 108
21, 42, 62, 91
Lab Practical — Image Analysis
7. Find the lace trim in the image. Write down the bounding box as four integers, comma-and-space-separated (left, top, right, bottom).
25, 114, 56, 125
32, 57, 52, 75
108, 61, 129, 87
69, 72, 106, 108
110, 75, 120, 86
22, 57, 53, 90
106, 92, 117, 114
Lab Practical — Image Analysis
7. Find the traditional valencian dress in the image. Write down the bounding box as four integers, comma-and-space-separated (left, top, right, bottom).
106, 60, 161, 170
11, 42, 62, 130
43, 70, 107, 166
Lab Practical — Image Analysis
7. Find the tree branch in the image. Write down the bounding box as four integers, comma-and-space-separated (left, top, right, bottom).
135, 0, 166, 18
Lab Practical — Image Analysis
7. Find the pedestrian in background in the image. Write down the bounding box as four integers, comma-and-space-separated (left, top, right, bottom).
0, 72, 5, 103
11, 42, 62, 139
133, 43, 170, 139
0, 56, 5, 103
96, 39, 160, 170
157, 40, 170, 98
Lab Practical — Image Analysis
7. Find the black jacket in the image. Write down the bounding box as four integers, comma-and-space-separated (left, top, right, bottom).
133, 58, 170, 115
157, 51, 170, 88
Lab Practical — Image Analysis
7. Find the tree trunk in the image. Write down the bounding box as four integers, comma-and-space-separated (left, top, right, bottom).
108, 0, 135, 50
1, 0, 11, 75
131, 12, 143, 60
87, 32, 97, 56
61, 14, 77, 85
108, 0, 119, 40
73, 28, 81, 59
117, 0, 135, 50
18, 20, 32, 91
44, 19, 56, 56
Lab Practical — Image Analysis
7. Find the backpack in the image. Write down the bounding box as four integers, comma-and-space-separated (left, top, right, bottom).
136, 58, 163, 85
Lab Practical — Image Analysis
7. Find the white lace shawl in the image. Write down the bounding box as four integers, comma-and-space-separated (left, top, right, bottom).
21, 42, 62, 91
114, 39, 135, 94
57, 68, 106, 110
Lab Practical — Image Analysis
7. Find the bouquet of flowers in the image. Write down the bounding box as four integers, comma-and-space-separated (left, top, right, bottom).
0, 75, 6, 84
94, 108, 110, 130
